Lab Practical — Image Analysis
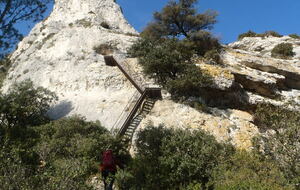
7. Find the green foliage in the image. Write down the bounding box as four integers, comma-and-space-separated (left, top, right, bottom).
126, 125, 234, 189
254, 103, 300, 132
204, 49, 223, 65
0, 0, 52, 57
0, 57, 11, 87
115, 169, 135, 190
253, 103, 300, 189
0, 146, 39, 190
129, 0, 220, 99
263, 30, 283, 37
188, 30, 221, 56
166, 64, 212, 98
238, 30, 283, 40
0, 81, 128, 189
211, 151, 292, 190
141, 0, 218, 39
0, 80, 57, 130
34, 116, 128, 189
129, 38, 213, 98
0, 116, 127, 190
271, 43, 295, 59
130, 38, 194, 84
289, 33, 300, 39
238, 30, 257, 40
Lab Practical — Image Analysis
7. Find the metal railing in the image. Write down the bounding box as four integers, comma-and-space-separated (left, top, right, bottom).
114, 55, 146, 91
110, 90, 140, 134
105, 55, 162, 136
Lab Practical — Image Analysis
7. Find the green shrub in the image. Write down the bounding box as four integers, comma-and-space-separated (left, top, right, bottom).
289, 33, 300, 39
238, 30, 282, 40
126, 125, 234, 189
263, 30, 283, 37
238, 30, 257, 40
253, 103, 300, 188
271, 43, 295, 59
0, 81, 129, 189
129, 38, 194, 85
166, 64, 212, 98
204, 49, 223, 65
211, 151, 292, 190
188, 30, 221, 56
34, 116, 129, 189
0, 80, 57, 130
0, 57, 11, 87
129, 38, 213, 98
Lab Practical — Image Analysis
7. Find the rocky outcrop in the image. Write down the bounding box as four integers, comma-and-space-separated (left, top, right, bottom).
3, 0, 139, 129
223, 36, 300, 105
2, 0, 299, 150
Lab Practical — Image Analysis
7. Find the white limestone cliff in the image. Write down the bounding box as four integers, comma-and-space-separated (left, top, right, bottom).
3, 0, 300, 150
3, 0, 139, 129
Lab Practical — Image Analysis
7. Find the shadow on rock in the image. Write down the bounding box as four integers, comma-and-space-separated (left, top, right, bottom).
47, 100, 74, 120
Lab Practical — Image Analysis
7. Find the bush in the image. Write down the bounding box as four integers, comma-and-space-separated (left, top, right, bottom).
0, 80, 57, 130
238, 30, 257, 40
0, 57, 11, 87
289, 33, 300, 39
271, 43, 295, 59
126, 125, 234, 189
0, 81, 129, 189
253, 103, 300, 188
204, 49, 223, 65
211, 151, 292, 190
263, 30, 283, 37
0, 115, 128, 190
166, 64, 212, 98
238, 30, 282, 40
129, 38, 194, 85
254, 103, 300, 132
34, 116, 129, 189
188, 30, 221, 56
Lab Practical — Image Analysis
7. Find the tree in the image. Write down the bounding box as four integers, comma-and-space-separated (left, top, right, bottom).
0, 79, 57, 131
142, 0, 217, 40
0, 0, 51, 57
129, 0, 219, 99
129, 38, 195, 84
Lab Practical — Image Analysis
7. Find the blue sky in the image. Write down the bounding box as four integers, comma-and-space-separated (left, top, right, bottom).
19, 0, 300, 44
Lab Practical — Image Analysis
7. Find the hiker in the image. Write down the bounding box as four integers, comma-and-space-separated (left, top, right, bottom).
100, 150, 121, 190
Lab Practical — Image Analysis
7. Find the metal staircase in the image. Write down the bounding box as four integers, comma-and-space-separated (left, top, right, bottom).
104, 55, 161, 143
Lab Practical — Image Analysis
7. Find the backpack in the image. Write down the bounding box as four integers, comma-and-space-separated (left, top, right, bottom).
102, 150, 115, 169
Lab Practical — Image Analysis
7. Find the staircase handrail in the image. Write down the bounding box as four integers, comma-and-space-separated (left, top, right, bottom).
106, 55, 162, 137
113, 55, 145, 92
110, 90, 140, 134
118, 89, 148, 136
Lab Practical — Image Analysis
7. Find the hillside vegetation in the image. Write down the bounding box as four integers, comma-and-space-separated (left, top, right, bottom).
1, 80, 298, 189
1, 0, 299, 189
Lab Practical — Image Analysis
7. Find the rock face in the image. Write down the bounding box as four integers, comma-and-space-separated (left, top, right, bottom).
3, 0, 300, 150
3, 0, 139, 129
225, 36, 300, 105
